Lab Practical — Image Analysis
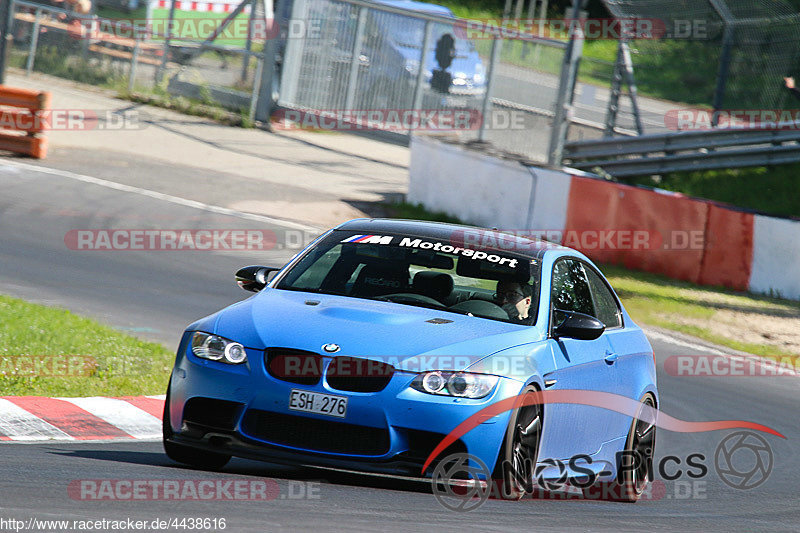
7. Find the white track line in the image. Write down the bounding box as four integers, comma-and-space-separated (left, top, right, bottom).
59, 397, 162, 439
0, 399, 75, 441
644, 328, 726, 355
0, 160, 319, 232
645, 327, 800, 377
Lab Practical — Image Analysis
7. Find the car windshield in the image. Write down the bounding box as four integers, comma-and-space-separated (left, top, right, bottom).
382, 14, 476, 54
276, 230, 541, 325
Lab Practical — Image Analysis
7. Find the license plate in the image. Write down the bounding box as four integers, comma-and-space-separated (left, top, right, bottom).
288, 389, 347, 418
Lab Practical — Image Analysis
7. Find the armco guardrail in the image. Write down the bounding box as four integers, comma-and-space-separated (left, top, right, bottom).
563, 128, 800, 177
0, 85, 50, 158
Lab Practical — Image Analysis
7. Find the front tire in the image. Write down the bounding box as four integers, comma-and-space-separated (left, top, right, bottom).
162, 385, 231, 470
493, 384, 543, 500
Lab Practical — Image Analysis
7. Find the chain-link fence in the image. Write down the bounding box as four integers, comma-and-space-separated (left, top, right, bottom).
277, 0, 575, 162
602, 0, 800, 113
5, 0, 267, 119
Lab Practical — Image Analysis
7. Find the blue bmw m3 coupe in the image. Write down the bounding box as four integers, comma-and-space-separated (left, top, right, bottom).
163, 219, 658, 501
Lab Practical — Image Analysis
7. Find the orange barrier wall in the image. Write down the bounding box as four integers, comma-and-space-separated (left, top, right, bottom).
565, 176, 754, 290
0, 86, 50, 159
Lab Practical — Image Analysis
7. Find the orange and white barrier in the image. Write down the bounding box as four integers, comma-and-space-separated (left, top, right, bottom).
409, 136, 800, 300
0, 86, 50, 159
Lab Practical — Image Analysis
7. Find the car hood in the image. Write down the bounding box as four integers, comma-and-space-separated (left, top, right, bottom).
207, 288, 544, 372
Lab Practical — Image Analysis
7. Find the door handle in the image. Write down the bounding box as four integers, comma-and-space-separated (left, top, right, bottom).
604, 351, 618, 365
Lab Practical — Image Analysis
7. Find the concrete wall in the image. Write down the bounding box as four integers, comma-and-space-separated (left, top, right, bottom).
750, 215, 800, 300
408, 136, 534, 230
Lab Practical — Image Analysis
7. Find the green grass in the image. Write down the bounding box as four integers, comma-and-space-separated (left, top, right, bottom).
0, 295, 173, 397
601, 264, 799, 358
628, 165, 800, 218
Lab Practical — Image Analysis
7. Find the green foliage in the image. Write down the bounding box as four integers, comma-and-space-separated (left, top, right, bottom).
0, 295, 173, 397
31, 45, 125, 86
629, 165, 800, 218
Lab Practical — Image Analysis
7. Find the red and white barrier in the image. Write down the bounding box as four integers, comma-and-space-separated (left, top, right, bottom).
151, 0, 250, 13
409, 136, 800, 300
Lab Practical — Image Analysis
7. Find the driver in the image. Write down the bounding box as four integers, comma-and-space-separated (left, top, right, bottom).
495, 281, 533, 323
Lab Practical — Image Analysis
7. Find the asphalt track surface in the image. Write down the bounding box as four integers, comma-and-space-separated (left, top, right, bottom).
1, 160, 798, 532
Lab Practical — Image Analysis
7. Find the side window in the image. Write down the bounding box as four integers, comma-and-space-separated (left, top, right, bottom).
584, 266, 623, 329
550, 259, 594, 317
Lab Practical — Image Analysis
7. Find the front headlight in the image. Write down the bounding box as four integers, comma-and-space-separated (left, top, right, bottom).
191, 332, 248, 365
410, 371, 499, 399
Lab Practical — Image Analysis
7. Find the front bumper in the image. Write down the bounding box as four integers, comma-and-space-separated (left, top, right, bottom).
167, 332, 524, 477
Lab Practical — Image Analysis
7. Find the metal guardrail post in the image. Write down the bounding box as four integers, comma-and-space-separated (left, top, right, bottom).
25, 8, 42, 76
411, 21, 432, 114
478, 35, 502, 142
344, 6, 367, 112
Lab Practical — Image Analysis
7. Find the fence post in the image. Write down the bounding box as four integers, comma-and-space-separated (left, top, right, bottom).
240, 0, 256, 85
128, 33, 141, 92
26, 8, 42, 76
249, 54, 264, 122
411, 20, 432, 114
0, 0, 14, 85
712, 25, 734, 125
547, 0, 585, 167
478, 33, 502, 142
343, 6, 367, 112
709, 0, 735, 127
156, 0, 178, 83
254, 0, 281, 122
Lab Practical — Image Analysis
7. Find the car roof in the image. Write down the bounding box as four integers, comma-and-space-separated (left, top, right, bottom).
372, 0, 454, 17
334, 218, 565, 259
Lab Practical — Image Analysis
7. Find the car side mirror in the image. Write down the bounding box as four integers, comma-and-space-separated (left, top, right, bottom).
235, 265, 281, 292
552, 309, 605, 340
